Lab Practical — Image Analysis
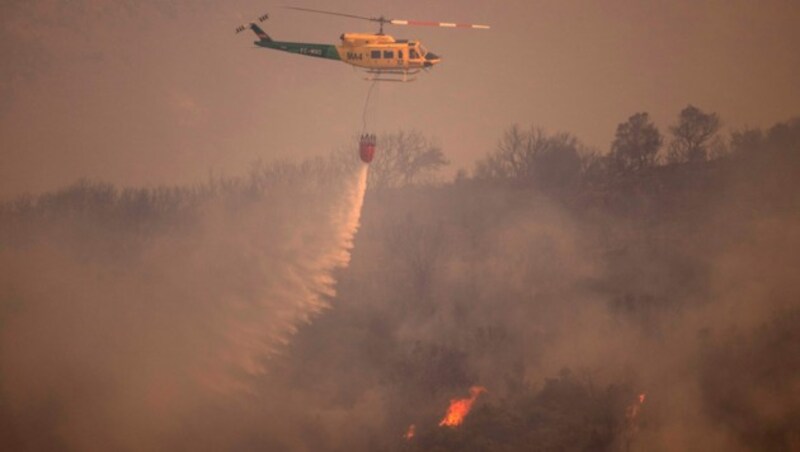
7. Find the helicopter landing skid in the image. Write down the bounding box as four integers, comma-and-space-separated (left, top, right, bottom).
364, 69, 420, 82
364, 76, 417, 82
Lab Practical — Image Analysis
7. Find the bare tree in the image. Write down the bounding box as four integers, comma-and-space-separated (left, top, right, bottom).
364, 130, 449, 190
474, 124, 529, 181
475, 125, 583, 192
610, 112, 662, 173
667, 105, 721, 163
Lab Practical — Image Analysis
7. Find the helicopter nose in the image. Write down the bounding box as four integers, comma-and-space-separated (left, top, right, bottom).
424, 52, 441, 66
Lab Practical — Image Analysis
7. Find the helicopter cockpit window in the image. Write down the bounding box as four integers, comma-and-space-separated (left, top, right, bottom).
409, 48, 420, 59
383, 50, 394, 59
419, 45, 428, 56
371, 50, 381, 59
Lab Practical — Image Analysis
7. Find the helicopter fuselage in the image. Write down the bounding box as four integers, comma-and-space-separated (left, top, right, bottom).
254, 32, 440, 71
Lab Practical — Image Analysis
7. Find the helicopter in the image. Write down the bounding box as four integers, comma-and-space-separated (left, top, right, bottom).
236, 7, 489, 82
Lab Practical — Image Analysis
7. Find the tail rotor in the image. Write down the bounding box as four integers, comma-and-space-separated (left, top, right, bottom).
235, 13, 269, 34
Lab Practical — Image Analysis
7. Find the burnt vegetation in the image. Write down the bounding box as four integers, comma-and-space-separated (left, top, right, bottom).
1, 106, 799, 451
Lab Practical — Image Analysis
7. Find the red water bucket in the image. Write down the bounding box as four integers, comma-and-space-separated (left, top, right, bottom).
359, 134, 376, 163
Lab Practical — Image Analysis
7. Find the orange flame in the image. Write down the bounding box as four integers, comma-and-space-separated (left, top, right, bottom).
438, 386, 487, 427
626, 392, 646, 421
404, 424, 416, 440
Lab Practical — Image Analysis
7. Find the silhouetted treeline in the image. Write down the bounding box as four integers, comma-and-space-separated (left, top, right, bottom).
1, 111, 799, 451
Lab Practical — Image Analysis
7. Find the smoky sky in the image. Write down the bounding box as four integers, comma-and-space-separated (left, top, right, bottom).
2, 0, 800, 197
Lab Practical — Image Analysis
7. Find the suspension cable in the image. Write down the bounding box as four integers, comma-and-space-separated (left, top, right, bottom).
361, 79, 379, 134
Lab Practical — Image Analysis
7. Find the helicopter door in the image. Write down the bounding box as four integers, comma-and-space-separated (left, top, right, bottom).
382, 50, 394, 67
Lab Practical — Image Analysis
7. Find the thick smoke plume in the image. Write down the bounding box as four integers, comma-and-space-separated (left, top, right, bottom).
0, 162, 368, 450
2, 121, 799, 451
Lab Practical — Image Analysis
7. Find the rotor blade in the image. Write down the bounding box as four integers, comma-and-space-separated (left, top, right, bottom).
389, 19, 490, 29
235, 13, 268, 34
284, 6, 379, 23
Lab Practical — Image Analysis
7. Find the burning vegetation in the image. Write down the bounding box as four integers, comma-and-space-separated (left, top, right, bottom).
404, 424, 416, 440
438, 386, 486, 427
1, 113, 799, 451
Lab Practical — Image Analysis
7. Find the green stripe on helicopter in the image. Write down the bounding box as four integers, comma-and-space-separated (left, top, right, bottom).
255, 41, 341, 61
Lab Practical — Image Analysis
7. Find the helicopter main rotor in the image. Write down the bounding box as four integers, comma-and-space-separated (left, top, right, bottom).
284, 6, 490, 34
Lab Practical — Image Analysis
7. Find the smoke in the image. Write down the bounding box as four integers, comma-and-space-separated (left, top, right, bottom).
0, 162, 369, 450
255, 138, 799, 451
2, 124, 799, 451
198, 162, 370, 390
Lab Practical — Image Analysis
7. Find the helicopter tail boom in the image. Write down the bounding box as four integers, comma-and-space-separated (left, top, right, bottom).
249, 23, 272, 42
255, 40, 342, 61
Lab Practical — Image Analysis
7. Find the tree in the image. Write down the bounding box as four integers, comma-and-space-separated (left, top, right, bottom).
332, 130, 448, 190
610, 112, 662, 173
667, 105, 721, 163
474, 125, 583, 192
729, 127, 764, 156
372, 130, 448, 189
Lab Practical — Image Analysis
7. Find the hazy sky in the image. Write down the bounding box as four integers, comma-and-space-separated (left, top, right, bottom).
2, 0, 799, 197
